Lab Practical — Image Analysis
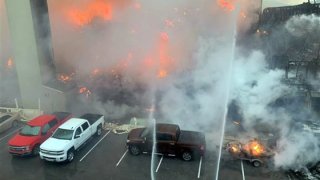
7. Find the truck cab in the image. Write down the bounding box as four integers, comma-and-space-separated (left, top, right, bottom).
8, 112, 72, 156
127, 123, 206, 161
40, 114, 104, 162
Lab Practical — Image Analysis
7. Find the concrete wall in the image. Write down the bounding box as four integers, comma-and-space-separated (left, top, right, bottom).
5, 0, 66, 112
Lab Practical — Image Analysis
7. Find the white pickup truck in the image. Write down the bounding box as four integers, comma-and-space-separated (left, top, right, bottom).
39, 114, 104, 162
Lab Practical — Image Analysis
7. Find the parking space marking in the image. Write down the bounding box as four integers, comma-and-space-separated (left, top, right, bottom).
155, 155, 163, 172
287, 174, 292, 180
0, 127, 22, 143
197, 156, 203, 178
79, 130, 111, 162
241, 160, 246, 180
116, 149, 128, 167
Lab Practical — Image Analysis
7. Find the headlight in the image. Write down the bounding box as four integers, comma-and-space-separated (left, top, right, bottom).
25, 146, 30, 151
126, 140, 130, 143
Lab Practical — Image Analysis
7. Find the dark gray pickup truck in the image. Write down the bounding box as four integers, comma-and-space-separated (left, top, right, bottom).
126, 123, 206, 161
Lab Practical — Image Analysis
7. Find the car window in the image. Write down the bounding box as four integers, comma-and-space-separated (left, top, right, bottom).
42, 124, 50, 134
48, 119, 58, 128
81, 122, 89, 131
157, 133, 173, 141
74, 127, 82, 138
0, 115, 11, 124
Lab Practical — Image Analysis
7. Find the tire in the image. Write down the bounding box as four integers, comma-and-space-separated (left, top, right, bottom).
252, 160, 261, 167
181, 151, 193, 161
95, 125, 102, 137
32, 144, 40, 156
129, 145, 141, 156
67, 149, 75, 162
12, 120, 19, 127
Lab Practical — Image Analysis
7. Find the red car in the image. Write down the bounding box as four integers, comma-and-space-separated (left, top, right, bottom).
8, 112, 72, 156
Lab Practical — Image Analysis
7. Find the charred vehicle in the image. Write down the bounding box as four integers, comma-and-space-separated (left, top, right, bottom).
126, 123, 206, 161
226, 138, 274, 167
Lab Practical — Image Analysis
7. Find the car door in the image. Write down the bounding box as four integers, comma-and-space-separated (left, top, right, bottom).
74, 127, 83, 149
156, 133, 176, 155
40, 123, 52, 143
80, 122, 91, 142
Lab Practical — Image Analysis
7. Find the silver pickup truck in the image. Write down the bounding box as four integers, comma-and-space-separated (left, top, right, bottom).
39, 114, 104, 162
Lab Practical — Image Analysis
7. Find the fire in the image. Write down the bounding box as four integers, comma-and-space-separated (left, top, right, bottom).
58, 73, 74, 83
243, 140, 265, 157
7, 58, 13, 68
157, 70, 168, 78
229, 143, 240, 153
79, 86, 92, 98
217, 0, 235, 12
68, 0, 112, 26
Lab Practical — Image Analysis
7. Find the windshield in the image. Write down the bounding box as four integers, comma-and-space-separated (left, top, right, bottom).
19, 125, 40, 136
52, 128, 74, 140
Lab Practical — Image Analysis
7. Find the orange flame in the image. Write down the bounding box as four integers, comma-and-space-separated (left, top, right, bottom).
218, 0, 235, 12
157, 70, 168, 78
69, 0, 112, 26
79, 86, 92, 98
58, 73, 74, 83
243, 140, 265, 157
7, 58, 13, 68
229, 143, 240, 153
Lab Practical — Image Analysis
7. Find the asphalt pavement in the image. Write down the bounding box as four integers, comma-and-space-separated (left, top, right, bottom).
0, 124, 291, 180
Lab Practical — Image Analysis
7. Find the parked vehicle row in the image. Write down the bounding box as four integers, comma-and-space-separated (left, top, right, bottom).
7, 112, 104, 162
6, 113, 206, 163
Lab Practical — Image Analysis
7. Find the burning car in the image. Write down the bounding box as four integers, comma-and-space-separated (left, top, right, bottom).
226, 138, 274, 167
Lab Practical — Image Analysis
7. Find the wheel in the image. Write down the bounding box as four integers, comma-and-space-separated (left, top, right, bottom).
129, 145, 140, 156
32, 144, 40, 156
252, 160, 261, 167
67, 149, 75, 162
95, 125, 102, 136
12, 120, 19, 127
181, 151, 193, 161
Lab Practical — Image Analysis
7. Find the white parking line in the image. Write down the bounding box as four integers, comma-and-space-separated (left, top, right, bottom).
197, 156, 203, 178
0, 127, 22, 143
116, 149, 128, 167
241, 160, 246, 180
155, 155, 163, 172
287, 174, 292, 180
79, 130, 111, 162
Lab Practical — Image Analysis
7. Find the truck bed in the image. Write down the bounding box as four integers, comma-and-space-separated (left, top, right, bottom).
52, 112, 72, 121
178, 130, 205, 146
80, 114, 104, 125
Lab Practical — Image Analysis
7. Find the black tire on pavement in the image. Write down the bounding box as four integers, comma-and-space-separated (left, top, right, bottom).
129, 145, 141, 156
181, 151, 193, 161
95, 125, 102, 136
67, 149, 75, 162
12, 120, 19, 127
252, 160, 261, 167
32, 144, 40, 156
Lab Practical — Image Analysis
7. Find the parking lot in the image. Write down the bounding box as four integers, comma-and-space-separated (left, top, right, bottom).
0, 124, 296, 180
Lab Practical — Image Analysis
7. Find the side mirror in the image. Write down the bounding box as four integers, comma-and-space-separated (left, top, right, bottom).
74, 134, 80, 139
